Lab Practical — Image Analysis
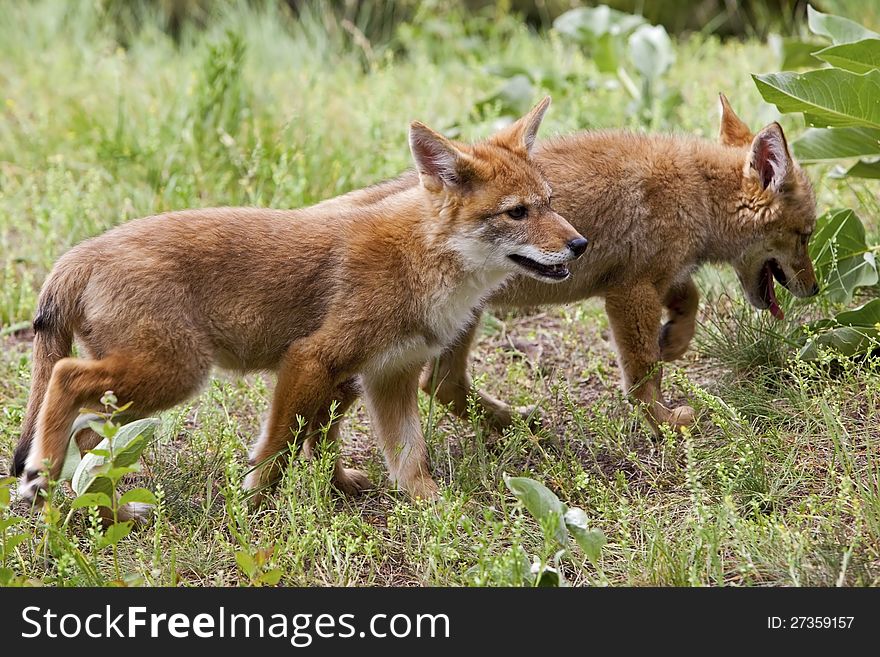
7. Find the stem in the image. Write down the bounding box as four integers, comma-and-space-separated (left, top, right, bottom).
616, 66, 640, 100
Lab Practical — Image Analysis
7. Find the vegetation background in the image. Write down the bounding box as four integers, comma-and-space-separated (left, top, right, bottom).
1, 0, 879, 586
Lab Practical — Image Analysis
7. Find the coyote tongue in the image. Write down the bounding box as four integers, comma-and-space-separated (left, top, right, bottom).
765, 264, 784, 320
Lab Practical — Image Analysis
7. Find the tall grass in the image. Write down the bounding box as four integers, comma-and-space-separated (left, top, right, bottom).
0, 1, 877, 586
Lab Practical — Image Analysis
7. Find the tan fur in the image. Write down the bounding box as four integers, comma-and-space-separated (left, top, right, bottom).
317, 96, 819, 433
426, 96, 819, 433
13, 98, 585, 504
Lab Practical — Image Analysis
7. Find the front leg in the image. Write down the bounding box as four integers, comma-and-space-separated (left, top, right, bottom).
605, 283, 695, 434
660, 276, 699, 362
421, 311, 534, 431
364, 367, 438, 500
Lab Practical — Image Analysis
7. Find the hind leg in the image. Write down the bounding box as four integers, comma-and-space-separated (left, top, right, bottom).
660, 277, 699, 362
302, 378, 371, 495
19, 351, 208, 506
421, 313, 534, 432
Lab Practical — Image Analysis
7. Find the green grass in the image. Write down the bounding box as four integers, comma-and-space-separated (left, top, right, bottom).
1, 0, 879, 587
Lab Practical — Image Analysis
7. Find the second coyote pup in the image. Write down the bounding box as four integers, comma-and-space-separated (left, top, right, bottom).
13, 97, 587, 504
426, 95, 819, 433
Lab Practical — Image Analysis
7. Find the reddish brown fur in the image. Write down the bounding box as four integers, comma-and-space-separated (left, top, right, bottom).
14, 99, 585, 504
314, 96, 819, 433
425, 95, 819, 432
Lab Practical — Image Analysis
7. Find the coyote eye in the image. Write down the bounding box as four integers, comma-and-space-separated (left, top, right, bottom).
507, 205, 527, 220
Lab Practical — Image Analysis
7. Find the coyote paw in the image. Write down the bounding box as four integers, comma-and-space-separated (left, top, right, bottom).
15, 472, 47, 510
484, 403, 542, 433
100, 502, 154, 527
334, 467, 372, 495
401, 474, 440, 502
669, 405, 696, 430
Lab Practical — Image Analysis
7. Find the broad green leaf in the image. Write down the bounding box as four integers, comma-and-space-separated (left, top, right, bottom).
4, 534, 28, 552
259, 569, 283, 585
814, 38, 880, 73
118, 488, 156, 507
810, 208, 878, 304
112, 419, 160, 467
504, 475, 568, 545
628, 24, 675, 83
58, 414, 103, 481
753, 69, 880, 129
812, 209, 879, 302
793, 127, 880, 162
553, 5, 645, 45
808, 5, 880, 45
534, 566, 560, 587
771, 36, 824, 69
563, 507, 607, 565
834, 158, 880, 178
837, 298, 880, 325
61, 435, 82, 481
98, 521, 133, 549
71, 492, 112, 509
105, 465, 141, 482
235, 550, 257, 577
594, 32, 620, 74
0, 517, 23, 531
71, 418, 158, 496
799, 299, 880, 359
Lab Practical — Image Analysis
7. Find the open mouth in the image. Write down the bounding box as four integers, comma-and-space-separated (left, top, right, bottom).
508, 254, 570, 281
760, 259, 789, 320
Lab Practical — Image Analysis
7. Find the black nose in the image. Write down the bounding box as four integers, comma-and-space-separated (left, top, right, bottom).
810, 282, 820, 296
568, 237, 588, 258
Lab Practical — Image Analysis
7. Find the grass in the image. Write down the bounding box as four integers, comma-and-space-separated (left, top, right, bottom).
1, 0, 879, 586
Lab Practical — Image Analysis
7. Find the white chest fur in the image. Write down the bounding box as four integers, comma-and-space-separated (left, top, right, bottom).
365, 268, 510, 377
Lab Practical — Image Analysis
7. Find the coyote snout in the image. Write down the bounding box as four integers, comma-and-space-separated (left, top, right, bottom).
450, 194, 587, 284
505, 208, 587, 282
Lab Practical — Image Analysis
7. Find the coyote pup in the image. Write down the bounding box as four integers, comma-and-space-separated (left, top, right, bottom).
13, 98, 587, 503
425, 94, 819, 433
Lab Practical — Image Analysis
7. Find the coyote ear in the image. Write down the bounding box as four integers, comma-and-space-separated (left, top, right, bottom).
409, 122, 473, 191
719, 93, 753, 147
505, 96, 551, 154
748, 123, 792, 193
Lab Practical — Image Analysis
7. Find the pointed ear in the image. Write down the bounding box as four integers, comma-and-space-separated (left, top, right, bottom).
409, 122, 473, 191
719, 93, 753, 147
748, 123, 792, 193
505, 96, 551, 154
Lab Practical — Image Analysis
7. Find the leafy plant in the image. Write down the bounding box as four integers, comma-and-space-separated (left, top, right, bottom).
0, 477, 29, 586
753, 5, 880, 359
504, 474, 606, 586
473, 5, 680, 128
553, 5, 681, 127
60, 392, 159, 581
755, 5, 880, 179
234, 545, 283, 587
798, 298, 880, 359
810, 208, 878, 306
